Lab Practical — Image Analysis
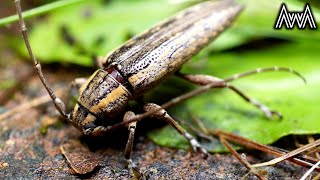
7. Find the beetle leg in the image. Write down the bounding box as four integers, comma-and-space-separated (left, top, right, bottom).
176, 73, 282, 119
123, 111, 143, 179
143, 103, 208, 157
83, 111, 143, 178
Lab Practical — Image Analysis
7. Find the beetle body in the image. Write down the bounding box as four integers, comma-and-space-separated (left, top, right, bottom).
14, 0, 308, 175
69, 0, 242, 135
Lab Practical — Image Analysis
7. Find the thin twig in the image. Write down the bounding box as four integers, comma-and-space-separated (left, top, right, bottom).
307, 147, 320, 159
209, 130, 319, 171
189, 118, 265, 179
0, 89, 63, 121
188, 115, 320, 174
219, 135, 265, 180
252, 139, 320, 168
300, 160, 320, 180
307, 136, 320, 159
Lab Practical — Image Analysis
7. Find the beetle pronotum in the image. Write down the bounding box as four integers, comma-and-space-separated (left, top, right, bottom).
14, 0, 305, 176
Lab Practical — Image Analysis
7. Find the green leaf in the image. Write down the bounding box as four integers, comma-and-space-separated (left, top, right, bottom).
15, 0, 189, 66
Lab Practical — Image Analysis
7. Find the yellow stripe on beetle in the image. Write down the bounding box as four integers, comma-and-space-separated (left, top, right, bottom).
90, 86, 129, 114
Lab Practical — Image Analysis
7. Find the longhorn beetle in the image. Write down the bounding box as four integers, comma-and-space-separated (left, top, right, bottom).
14, 0, 306, 175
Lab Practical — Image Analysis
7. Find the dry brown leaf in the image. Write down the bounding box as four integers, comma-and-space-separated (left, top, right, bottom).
60, 139, 101, 174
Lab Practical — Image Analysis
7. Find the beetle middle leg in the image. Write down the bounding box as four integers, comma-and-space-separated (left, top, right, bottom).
143, 103, 208, 156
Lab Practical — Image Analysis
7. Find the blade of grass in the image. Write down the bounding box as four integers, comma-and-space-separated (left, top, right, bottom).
0, 0, 86, 26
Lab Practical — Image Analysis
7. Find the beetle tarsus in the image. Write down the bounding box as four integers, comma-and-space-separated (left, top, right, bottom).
127, 159, 143, 180
185, 132, 208, 158
124, 111, 138, 165
249, 99, 283, 119
270, 111, 283, 120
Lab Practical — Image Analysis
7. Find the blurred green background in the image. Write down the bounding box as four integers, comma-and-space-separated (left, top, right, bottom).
0, 0, 319, 152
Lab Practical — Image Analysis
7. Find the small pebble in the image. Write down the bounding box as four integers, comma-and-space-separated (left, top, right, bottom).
1, 162, 9, 168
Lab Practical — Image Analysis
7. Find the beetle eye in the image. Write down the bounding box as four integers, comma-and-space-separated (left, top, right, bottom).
105, 67, 127, 84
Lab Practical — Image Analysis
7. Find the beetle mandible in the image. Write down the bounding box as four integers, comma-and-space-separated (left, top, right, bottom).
14, 0, 305, 175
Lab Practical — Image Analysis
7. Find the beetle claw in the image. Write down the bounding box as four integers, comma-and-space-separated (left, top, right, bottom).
185, 132, 208, 158
192, 143, 209, 159
127, 159, 143, 180
269, 110, 283, 120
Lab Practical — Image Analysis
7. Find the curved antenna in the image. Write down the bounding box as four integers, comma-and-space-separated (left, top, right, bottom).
14, 0, 69, 120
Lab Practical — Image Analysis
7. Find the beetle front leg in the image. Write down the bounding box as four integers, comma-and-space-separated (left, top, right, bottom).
176, 73, 282, 119
144, 103, 208, 157
123, 111, 142, 179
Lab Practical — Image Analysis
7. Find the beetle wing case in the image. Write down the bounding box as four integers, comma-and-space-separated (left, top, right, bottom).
104, 0, 243, 97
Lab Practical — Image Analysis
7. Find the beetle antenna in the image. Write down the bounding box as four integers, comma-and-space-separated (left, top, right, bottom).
224, 66, 306, 84
14, 0, 69, 120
